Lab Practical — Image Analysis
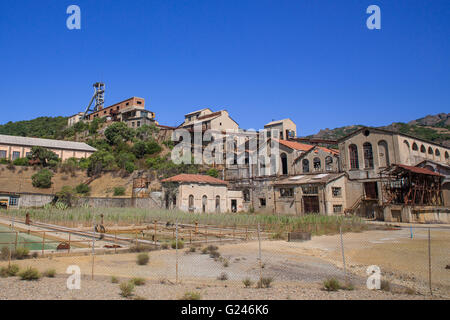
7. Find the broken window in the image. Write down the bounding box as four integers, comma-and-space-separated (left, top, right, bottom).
333, 205, 342, 213
243, 189, 250, 202
313, 157, 321, 171
301, 185, 318, 195
363, 143, 374, 169
325, 156, 333, 171
259, 198, 266, 207
349, 144, 359, 169
302, 159, 309, 173
332, 187, 342, 197
280, 188, 294, 197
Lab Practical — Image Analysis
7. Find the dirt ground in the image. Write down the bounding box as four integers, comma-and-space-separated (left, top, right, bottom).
1, 228, 449, 300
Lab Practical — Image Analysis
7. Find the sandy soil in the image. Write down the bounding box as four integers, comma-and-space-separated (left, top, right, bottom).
1, 228, 449, 300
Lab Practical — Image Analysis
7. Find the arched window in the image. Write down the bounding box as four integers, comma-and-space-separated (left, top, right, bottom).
445, 151, 449, 160
435, 149, 440, 157
202, 195, 207, 213
325, 156, 333, 171
313, 157, 321, 171
403, 140, 410, 150
188, 195, 194, 211
378, 140, 390, 167
302, 159, 309, 173
412, 143, 418, 151
428, 147, 433, 155
215, 196, 220, 213
363, 143, 374, 169
349, 144, 359, 169
280, 153, 288, 175
420, 145, 426, 153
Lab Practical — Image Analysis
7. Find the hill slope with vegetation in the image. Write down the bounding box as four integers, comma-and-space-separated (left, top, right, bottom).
306, 113, 450, 147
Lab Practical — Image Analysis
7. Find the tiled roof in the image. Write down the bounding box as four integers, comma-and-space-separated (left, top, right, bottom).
161, 174, 228, 185
0, 134, 97, 152
277, 139, 314, 152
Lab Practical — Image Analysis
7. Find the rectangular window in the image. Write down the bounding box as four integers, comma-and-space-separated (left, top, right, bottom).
333, 205, 342, 213
259, 198, 266, 207
137, 101, 142, 105
131, 122, 135, 127
280, 188, 294, 197
332, 187, 342, 197
137, 121, 141, 127
12, 151, 20, 160
302, 185, 318, 195
9, 197, 19, 206
0, 150, 6, 159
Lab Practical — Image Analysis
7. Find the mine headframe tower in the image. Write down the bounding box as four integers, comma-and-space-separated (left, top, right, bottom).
82, 82, 105, 120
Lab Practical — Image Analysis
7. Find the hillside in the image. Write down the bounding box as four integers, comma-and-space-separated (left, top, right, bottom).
306, 113, 450, 147
0, 117, 69, 140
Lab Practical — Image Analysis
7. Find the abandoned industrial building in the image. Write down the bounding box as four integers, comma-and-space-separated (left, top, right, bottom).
160, 119, 449, 222
0, 134, 97, 161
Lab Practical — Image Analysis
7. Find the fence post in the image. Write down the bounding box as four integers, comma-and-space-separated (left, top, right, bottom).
41, 232, 45, 256
175, 221, 179, 284
257, 223, 262, 284
340, 226, 347, 280
14, 232, 18, 251
428, 228, 432, 296
114, 232, 117, 254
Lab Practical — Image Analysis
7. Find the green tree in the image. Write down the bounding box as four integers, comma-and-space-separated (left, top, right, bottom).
206, 168, 219, 178
104, 122, 134, 145
75, 183, 91, 195
135, 124, 160, 140
87, 150, 116, 176
31, 169, 53, 188
29, 146, 59, 167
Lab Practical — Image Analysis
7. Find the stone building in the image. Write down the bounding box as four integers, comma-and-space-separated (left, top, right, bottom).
337, 127, 450, 218
0, 134, 96, 161
178, 108, 239, 132
161, 174, 244, 213
272, 173, 346, 216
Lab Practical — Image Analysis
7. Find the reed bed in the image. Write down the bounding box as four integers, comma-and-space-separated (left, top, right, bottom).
3, 207, 367, 236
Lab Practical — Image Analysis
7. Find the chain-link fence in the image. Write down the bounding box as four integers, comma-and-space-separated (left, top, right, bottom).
0, 212, 449, 300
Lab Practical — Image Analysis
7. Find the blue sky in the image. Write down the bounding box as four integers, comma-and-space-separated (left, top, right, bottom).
0, 0, 449, 136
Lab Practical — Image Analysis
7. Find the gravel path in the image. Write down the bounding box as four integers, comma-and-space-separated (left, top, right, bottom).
0, 276, 440, 300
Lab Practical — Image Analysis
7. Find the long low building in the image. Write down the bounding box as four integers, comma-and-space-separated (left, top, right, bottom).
0, 134, 97, 161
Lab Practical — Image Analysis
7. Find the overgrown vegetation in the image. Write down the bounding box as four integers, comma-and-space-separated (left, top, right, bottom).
19, 267, 41, 281
180, 291, 201, 300
119, 281, 135, 298
31, 169, 53, 188
6, 208, 367, 236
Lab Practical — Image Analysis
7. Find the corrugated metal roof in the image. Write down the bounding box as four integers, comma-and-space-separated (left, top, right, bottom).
0, 134, 97, 152
161, 174, 228, 185
273, 173, 344, 185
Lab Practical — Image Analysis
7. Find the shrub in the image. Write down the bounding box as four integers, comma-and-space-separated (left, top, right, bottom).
130, 277, 146, 286
124, 161, 135, 173
7, 264, 20, 276
75, 183, 90, 195
323, 278, 341, 291
55, 186, 76, 207
201, 247, 208, 254
14, 247, 30, 260
119, 282, 135, 298
243, 278, 253, 288
113, 186, 126, 196
171, 239, 184, 249
19, 267, 41, 281
13, 157, 29, 166
188, 247, 196, 253
222, 259, 229, 267
43, 269, 56, 278
111, 276, 119, 283
136, 253, 149, 265
340, 281, 354, 291
180, 291, 201, 300
217, 272, 228, 281
206, 168, 219, 178
32, 169, 53, 188
206, 245, 219, 252
105, 122, 134, 145
0, 246, 10, 260
257, 277, 274, 288
210, 251, 221, 259
161, 242, 169, 250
